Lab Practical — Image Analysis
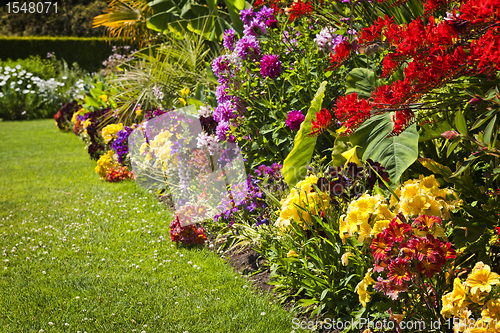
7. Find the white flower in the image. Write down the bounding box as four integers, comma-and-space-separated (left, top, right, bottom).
64, 323, 69, 326
260, 312, 266, 316
152, 85, 164, 101
198, 105, 212, 118
48, 322, 54, 325
15, 65, 21, 70
196, 132, 220, 156
42, 271, 46, 274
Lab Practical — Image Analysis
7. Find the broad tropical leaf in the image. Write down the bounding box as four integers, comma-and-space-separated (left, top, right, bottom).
283, 82, 328, 187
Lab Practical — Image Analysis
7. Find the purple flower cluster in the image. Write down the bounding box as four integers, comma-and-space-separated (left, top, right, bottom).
223, 29, 236, 51
235, 35, 260, 61
210, 5, 280, 145
239, 8, 255, 26
286, 110, 305, 131
260, 54, 281, 79
243, 19, 267, 37
211, 55, 232, 78
111, 126, 134, 164
214, 163, 286, 227
145, 107, 169, 121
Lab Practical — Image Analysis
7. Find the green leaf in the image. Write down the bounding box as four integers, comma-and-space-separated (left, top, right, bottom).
186, 98, 203, 109
282, 82, 327, 187
447, 138, 462, 158
483, 115, 497, 145
349, 113, 419, 185
455, 110, 468, 136
223, 0, 244, 34
330, 137, 350, 167
345, 68, 379, 99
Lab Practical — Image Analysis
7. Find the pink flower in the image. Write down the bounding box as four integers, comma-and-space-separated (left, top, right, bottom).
441, 130, 460, 140
260, 54, 281, 79
286, 110, 305, 131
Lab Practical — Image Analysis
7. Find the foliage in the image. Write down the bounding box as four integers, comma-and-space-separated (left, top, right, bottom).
0, 37, 118, 72
147, 0, 248, 43
0, 56, 88, 120
0, 0, 107, 37
106, 33, 213, 125
92, 0, 158, 47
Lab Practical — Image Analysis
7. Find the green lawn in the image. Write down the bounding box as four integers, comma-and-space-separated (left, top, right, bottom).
0, 119, 301, 333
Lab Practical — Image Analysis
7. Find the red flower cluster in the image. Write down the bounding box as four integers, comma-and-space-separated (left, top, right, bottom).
310, 108, 332, 136
106, 166, 134, 182
328, 40, 354, 69
324, 0, 500, 137
169, 216, 207, 245
370, 214, 455, 300
335, 93, 372, 135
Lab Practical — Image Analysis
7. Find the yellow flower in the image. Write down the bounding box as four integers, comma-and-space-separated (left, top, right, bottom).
358, 220, 372, 243
149, 130, 173, 163
287, 250, 299, 257
466, 262, 500, 294
95, 151, 118, 179
482, 299, 500, 320
356, 270, 374, 307
136, 106, 142, 117
357, 281, 370, 307
341, 145, 362, 166
371, 220, 390, 236
101, 123, 124, 144
363, 269, 375, 285
180, 87, 190, 97
83, 119, 92, 129
470, 290, 489, 305
341, 252, 351, 266
179, 98, 187, 106
99, 95, 108, 103
275, 175, 330, 232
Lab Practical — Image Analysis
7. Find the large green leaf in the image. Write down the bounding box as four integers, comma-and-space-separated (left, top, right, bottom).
345, 68, 379, 99
350, 113, 419, 185
283, 82, 327, 187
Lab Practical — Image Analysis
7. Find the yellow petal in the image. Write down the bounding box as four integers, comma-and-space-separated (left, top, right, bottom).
341, 145, 362, 166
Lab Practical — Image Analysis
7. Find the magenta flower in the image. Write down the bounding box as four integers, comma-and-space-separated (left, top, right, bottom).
260, 54, 281, 79
286, 110, 305, 131
223, 29, 236, 51
235, 35, 260, 60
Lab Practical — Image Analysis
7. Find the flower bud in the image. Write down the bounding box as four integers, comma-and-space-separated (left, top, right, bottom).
469, 97, 482, 105
441, 130, 460, 140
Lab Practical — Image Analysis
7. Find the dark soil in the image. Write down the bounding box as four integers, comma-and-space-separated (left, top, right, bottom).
206, 234, 274, 293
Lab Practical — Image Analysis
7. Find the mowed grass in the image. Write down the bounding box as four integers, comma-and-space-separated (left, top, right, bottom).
0, 120, 301, 333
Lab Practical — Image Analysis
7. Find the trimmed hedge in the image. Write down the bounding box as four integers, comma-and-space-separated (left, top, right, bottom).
0, 37, 119, 72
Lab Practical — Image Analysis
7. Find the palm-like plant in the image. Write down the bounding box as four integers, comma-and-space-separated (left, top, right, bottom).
107, 28, 216, 125
92, 0, 157, 47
